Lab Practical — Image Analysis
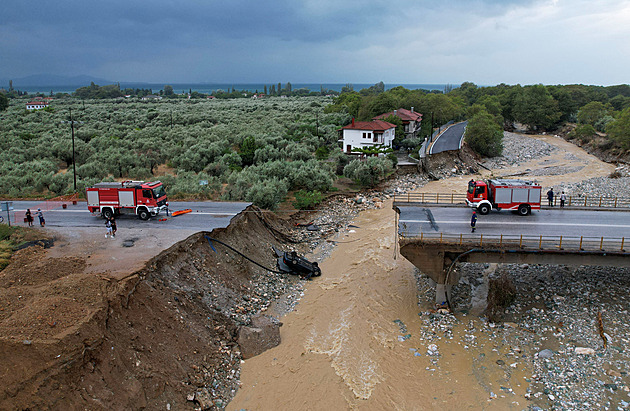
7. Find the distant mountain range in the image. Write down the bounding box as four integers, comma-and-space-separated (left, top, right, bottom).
1, 74, 113, 88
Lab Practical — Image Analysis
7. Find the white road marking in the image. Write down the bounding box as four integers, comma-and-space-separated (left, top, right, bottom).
399, 219, 630, 228
13, 209, 237, 216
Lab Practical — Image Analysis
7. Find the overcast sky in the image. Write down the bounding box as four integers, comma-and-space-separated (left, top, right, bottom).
1, 0, 628, 86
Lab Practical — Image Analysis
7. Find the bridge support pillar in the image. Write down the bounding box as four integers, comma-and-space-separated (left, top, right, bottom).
399, 235, 630, 306
399, 242, 459, 303
434, 282, 453, 306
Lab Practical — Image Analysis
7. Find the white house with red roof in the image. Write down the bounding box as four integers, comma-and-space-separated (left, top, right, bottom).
26, 101, 50, 110
339, 118, 396, 154
373, 107, 422, 138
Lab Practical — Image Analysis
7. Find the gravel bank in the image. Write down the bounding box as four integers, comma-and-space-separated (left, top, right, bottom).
482, 132, 559, 169
410, 132, 630, 410
413, 263, 630, 410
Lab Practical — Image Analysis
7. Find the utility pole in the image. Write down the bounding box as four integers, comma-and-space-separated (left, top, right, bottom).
69, 108, 77, 192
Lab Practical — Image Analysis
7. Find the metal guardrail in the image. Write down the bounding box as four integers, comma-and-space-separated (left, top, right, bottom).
394, 193, 468, 205
398, 232, 627, 253
393, 193, 630, 209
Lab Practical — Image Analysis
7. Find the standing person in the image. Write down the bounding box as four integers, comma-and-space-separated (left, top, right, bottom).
37, 208, 45, 227
109, 216, 117, 238
25, 209, 34, 227
547, 188, 554, 207
471, 210, 477, 233
560, 191, 566, 208
105, 218, 112, 238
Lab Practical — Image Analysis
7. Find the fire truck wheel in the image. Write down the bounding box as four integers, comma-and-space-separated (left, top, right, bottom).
477, 204, 490, 215
518, 204, 530, 216
138, 209, 150, 220
102, 208, 113, 220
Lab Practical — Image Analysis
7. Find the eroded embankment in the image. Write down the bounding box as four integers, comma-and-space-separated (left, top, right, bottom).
0, 205, 304, 410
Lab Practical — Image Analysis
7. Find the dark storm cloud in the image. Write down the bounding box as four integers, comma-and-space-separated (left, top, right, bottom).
3, 0, 387, 46
1, 0, 628, 84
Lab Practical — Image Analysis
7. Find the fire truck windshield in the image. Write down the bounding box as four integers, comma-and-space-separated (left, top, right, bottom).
152, 186, 166, 199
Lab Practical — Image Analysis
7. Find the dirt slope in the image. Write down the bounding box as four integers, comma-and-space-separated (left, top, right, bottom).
0, 206, 302, 410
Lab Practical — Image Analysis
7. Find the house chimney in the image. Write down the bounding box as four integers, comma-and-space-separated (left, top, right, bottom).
411, 107, 414, 113
394, 110, 397, 116
352, 117, 355, 126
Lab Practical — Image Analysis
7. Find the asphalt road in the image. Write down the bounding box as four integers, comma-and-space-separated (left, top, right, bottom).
5, 201, 251, 231
398, 206, 630, 239
429, 121, 468, 154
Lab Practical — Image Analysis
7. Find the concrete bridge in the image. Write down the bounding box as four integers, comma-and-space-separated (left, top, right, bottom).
395, 201, 630, 303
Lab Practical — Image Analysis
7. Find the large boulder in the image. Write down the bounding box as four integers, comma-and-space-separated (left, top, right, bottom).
237, 314, 282, 359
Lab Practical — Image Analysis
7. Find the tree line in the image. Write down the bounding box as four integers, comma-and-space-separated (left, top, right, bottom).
1, 81, 628, 210
325, 81, 630, 156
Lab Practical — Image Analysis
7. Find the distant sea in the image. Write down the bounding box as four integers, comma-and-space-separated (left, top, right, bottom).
16, 82, 451, 95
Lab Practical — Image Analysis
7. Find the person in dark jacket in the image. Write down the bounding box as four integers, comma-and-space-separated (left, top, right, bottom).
471, 210, 477, 233
547, 188, 554, 207
25, 209, 34, 227
109, 216, 117, 238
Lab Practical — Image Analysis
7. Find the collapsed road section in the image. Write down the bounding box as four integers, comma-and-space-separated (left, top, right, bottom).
0, 205, 318, 410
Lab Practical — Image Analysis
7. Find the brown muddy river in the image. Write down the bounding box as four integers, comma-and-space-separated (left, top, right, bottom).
229, 134, 616, 410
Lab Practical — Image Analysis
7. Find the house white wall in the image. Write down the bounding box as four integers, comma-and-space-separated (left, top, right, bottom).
341, 127, 395, 153
26, 103, 48, 110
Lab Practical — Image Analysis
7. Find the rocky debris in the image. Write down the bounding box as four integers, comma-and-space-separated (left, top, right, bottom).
482, 132, 558, 169
524, 165, 586, 176
237, 314, 282, 359
416, 145, 480, 180
414, 262, 630, 410
558, 175, 630, 199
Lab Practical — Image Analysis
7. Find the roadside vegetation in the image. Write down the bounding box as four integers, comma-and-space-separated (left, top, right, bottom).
1, 81, 629, 209
0, 225, 36, 269
0, 225, 14, 269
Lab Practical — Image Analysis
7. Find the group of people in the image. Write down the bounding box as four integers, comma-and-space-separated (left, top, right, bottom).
24, 208, 45, 227
546, 187, 567, 208
25, 207, 118, 239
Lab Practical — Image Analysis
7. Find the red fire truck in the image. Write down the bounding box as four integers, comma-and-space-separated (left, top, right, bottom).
87, 180, 168, 220
466, 179, 541, 216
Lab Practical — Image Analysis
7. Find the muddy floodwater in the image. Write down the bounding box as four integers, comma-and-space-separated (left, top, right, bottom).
229, 134, 625, 410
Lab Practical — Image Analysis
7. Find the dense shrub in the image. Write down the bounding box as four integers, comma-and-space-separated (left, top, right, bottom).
287, 160, 334, 192
343, 157, 393, 187
315, 146, 330, 160
606, 107, 630, 149
293, 190, 323, 210
568, 124, 597, 143
465, 111, 503, 157
245, 178, 289, 210
330, 150, 350, 175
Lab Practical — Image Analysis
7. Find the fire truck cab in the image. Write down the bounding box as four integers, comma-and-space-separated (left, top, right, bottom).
87, 180, 168, 220
466, 179, 541, 216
